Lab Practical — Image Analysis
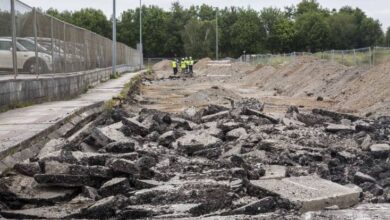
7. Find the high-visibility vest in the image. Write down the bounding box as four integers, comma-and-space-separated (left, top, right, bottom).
185, 60, 190, 65
189, 60, 194, 65
171, 61, 177, 68
180, 61, 186, 69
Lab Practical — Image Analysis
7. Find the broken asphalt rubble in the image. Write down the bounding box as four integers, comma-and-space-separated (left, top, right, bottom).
1, 97, 390, 219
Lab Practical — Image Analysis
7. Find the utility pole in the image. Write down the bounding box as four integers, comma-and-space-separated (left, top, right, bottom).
139, 0, 143, 69
112, 0, 116, 75
215, 9, 219, 60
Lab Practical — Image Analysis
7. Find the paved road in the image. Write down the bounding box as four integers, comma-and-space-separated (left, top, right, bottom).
0, 71, 140, 158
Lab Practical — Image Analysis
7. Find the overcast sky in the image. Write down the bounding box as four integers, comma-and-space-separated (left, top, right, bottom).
21, 0, 390, 30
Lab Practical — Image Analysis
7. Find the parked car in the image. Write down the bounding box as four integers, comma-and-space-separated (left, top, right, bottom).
0, 37, 52, 74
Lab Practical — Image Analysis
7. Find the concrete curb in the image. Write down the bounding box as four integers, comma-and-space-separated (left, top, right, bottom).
0, 70, 146, 175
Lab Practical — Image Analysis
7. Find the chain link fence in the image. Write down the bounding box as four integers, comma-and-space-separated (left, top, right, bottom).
240, 47, 390, 68
0, 0, 142, 78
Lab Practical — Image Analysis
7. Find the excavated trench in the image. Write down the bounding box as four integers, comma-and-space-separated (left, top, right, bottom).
0, 71, 389, 219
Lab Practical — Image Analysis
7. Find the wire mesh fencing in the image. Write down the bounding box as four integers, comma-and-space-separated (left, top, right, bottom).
241, 47, 390, 68
0, 0, 142, 78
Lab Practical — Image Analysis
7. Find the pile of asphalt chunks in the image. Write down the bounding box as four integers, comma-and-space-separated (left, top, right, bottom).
0, 98, 389, 219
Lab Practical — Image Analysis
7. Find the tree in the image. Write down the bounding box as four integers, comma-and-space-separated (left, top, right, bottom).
268, 19, 297, 52
296, 0, 322, 16
230, 9, 266, 56
182, 19, 215, 58
46, 8, 73, 23
71, 9, 111, 38
295, 12, 330, 52
386, 27, 390, 47
358, 18, 383, 47
327, 12, 358, 49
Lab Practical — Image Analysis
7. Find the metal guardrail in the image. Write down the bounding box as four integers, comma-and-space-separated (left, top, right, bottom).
0, 0, 142, 78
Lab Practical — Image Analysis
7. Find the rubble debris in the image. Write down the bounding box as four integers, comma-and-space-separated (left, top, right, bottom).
1, 95, 390, 219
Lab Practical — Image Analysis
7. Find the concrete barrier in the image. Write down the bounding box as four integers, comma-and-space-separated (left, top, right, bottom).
0, 65, 137, 112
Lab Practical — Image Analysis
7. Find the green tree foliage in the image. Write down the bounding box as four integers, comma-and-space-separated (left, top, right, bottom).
268, 19, 297, 53
230, 9, 266, 55
385, 27, 390, 47
47, 8, 110, 37
71, 9, 111, 37
295, 12, 330, 52
182, 19, 216, 58
45, 0, 384, 58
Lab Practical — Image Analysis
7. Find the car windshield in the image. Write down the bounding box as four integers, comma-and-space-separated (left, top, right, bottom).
18, 39, 48, 52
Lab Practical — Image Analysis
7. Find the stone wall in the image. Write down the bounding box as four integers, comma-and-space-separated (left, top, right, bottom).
0, 65, 136, 111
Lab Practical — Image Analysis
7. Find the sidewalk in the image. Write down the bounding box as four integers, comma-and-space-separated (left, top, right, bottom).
0, 71, 141, 171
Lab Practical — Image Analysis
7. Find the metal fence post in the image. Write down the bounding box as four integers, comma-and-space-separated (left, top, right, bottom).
353, 49, 356, 66
10, 0, 17, 79
369, 47, 372, 67
50, 17, 55, 73
63, 23, 66, 73
332, 50, 334, 62
372, 47, 376, 66
33, 8, 39, 78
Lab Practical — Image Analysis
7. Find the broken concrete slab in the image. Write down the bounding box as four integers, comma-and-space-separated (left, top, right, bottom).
34, 174, 103, 187
201, 111, 230, 123
354, 171, 376, 184
106, 158, 139, 175
0, 198, 93, 219
42, 161, 112, 179
250, 175, 361, 212
302, 203, 390, 220
325, 124, 356, 133
99, 141, 137, 154
13, 162, 41, 177
260, 165, 287, 180
121, 117, 149, 136
81, 195, 127, 219
99, 177, 133, 197
370, 144, 390, 152
37, 138, 67, 158
0, 175, 76, 206
244, 109, 279, 124
222, 197, 275, 215
91, 122, 129, 146
226, 127, 247, 140
312, 108, 361, 122
158, 131, 184, 147
217, 121, 242, 132
173, 131, 222, 155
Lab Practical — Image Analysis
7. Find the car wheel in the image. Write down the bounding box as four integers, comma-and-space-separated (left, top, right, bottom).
23, 59, 48, 74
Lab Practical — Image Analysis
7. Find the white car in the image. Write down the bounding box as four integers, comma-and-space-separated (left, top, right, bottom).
0, 38, 52, 74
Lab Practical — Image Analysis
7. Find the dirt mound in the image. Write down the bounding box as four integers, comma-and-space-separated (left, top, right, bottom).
152, 59, 171, 72
333, 61, 390, 116
193, 57, 212, 70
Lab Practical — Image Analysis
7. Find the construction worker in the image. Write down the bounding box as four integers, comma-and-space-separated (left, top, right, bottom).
171, 59, 178, 75
185, 57, 190, 74
180, 58, 187, 74
189, 56, 194, 74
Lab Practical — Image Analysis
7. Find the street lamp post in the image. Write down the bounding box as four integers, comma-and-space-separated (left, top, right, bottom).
112, 0, 116, 75
215, 9, 219, 60
139, 0, 143, 69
